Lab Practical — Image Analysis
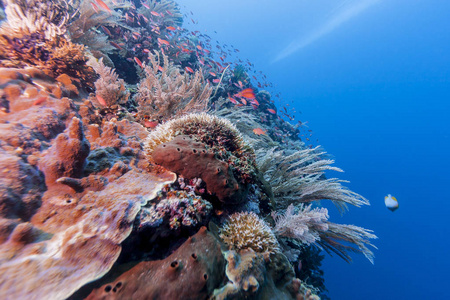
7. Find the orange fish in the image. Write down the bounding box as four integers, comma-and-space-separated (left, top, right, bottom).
250, 99, 259, 106
110, 41, 122, 49
212, 78, 220, 83
158, 66, 164, 72
240, 98, 247, 105
96, 94, 107, 106
151, 11, 160, 17
157, 38, 170, 46
241, 88, 255, 99
253, 128, 266, 135
33, 95, 48, 105
185, 66, 194, 73
90, 2, 100, 13
209, 72, 216, 77
228, 97, 238, 104
166, 26, 176, 31
95, 0, 112, 13
267, 108, 276, 114
134, 57, 144, 68
144, 121, 159, 128
101, 25, 111, 36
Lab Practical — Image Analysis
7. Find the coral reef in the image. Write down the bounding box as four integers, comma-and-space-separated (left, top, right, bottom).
0, 0, 377, 298
86, 226, 225, 300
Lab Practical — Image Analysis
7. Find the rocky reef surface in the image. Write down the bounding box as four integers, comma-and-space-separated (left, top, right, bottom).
0, 1, 377, 299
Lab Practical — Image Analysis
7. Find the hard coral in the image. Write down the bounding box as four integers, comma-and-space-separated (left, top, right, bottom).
220, 212, 280, 255
152, 135, 245, 204
86, 227, 225, 300
145, 112, 257, 184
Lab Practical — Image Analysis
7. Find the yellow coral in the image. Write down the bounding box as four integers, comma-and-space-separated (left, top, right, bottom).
220, 212, 280, 254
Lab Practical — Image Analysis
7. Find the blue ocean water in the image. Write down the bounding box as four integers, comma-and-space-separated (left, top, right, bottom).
179, 0, 450, 298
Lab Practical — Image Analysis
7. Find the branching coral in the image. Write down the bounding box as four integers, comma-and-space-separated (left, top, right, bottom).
135, 51, 212, 122
219, 212, 280, 254
257, 146, 369, 212
90, 58, 129, 107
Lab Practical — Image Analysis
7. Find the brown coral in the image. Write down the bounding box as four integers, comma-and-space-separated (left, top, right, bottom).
86, 226, 225, 300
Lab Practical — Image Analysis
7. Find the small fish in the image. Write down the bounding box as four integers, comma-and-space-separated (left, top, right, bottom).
228, 97, 238, 104
134, 57, 144, 68
212, 79, 220, 83
253, 128, 266, 135
166, 26, 176, 31
209, 72, 216, 77
95, 0, 112, 13
96, 94, 107, 106
267, 108, 276, 114
100, 25, 111, 36
33, 95, 48, 105
241, 88, 255, 99
250, 99, 259, 106
151, 11, 160, 17
385, 194, 399, 212
141, 1, 150, 9
110, 41, 122, 50
157, 38, 170, 46
158, 66, 164, 72
144, 120, 159, 128
185, 66, 194, 73
90, 2, 100, 13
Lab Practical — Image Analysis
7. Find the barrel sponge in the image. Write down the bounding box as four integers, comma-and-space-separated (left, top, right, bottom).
144, 112, 257, 184
220, 212, 280, 255
152, 135, 244, 204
